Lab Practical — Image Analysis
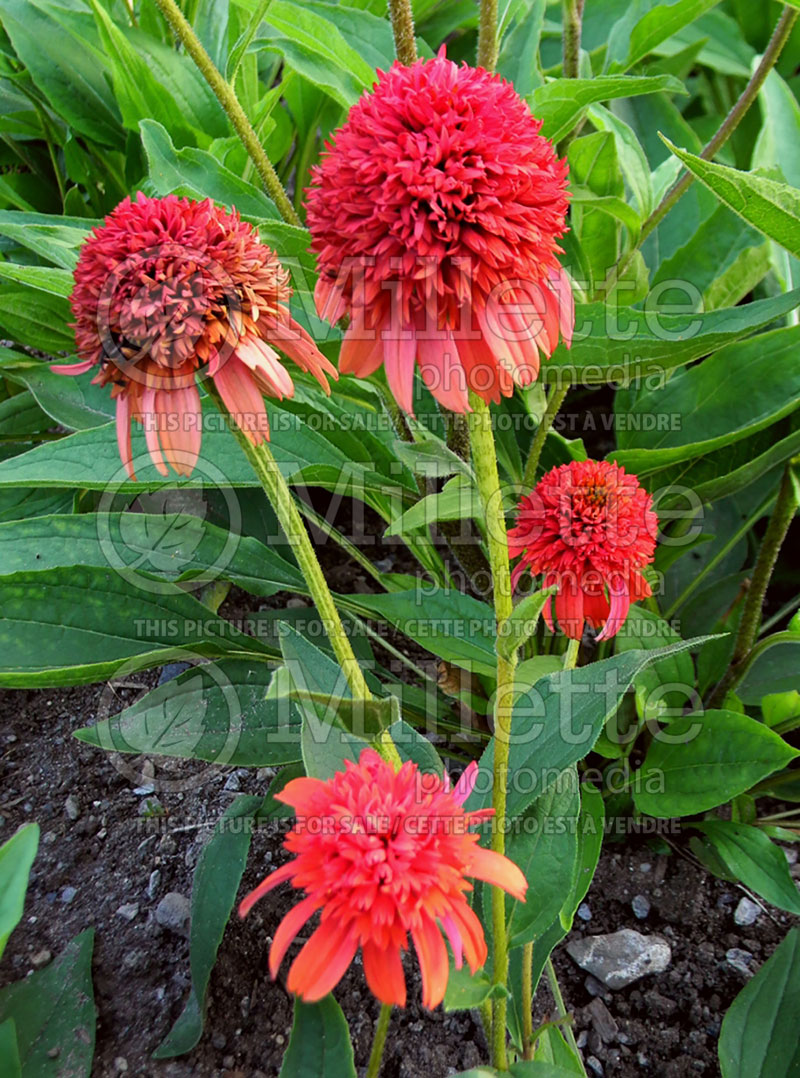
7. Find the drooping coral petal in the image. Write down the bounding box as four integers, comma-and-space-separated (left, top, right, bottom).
238, 861, 296, 918
452, 761, 479, 806
286, 919, 359, 1002
115, 393, 135, 481
417, 333, 470, 412
339, 324, 384, 377
448, 901, 488, 973
411, 915, 450, 1009
383, 331, 417, 415
51, 358, 95, 376
141, 387, 168, 476
596, 575, 631, 641
212, 355, 270, 445
467, 845, 528, 903
440, 913, 464, 969
555, 576, 585, 641
363, 939, 407, 1007
269, 895, 323, 979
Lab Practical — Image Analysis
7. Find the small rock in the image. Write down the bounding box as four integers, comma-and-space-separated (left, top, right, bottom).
155, 892, 191, 936
60, 886, 77, 905
374, 557, 394, 573
587, 1057, 604, 1076
31, 948, 52, 969
116, 903, 139, 922
222, 1056, 236, 1069
631, 895, 650, 920
64, 795, 80, 821
783, 847, 798, 865
113, 1057, 129, 1073
212, 1033, 227, 1050
47, 1047, 60, 1059
147, 869, 161, 901
587, 997, 619, 1043
585, 974, 609, 998
577, 902, 592, 922
157, 662, 190, 685
224, 772, 241, 792
566, 930, 672, 989
726, 948, 754, 977
639, 862, 652, 874
576, 1030, 589, 1049
286, 598, 307, 609
734, 897, 760, 927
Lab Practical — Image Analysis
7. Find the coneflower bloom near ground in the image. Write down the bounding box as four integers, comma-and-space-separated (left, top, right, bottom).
239, 748, 526, 1008
306, 50, 572, 414
58, 193, 336, 479
508, 460, 658, 641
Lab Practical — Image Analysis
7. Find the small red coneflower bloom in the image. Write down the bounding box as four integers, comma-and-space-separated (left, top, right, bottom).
508, 460, 658, 641
239, 748, 526, 1009
57, 193, 336, 479
306, 50, 572, 414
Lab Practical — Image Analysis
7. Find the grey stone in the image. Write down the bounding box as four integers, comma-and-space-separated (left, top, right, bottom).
31, 948, 52, 969
577, 902, 592, 922
60, 886, 77, 905
223, 772, 241, 792
587, 1057, 604, 1076
155, 892, 191, 936
116, 903, 139, 922
726, 948, 754, 977
64, 795, 80, 821
147, 869, 161, 901
632, 894, 650, 920
587, 997, 619, 1043
585, 974, 609, 998
566, 929, 672, 989
734, 897, 760, 927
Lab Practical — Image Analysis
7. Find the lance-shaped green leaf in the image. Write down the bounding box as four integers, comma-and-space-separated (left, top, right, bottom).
662, 136, 800, 258
497, 587, 557, 661
385, 475, 480, 537
278, 996, 356, 1078
694, 821, 800, 915
0, 824, 39, 962
0, 211, 93, 270
718, 928, 800, 1078
286, 691, 400, 739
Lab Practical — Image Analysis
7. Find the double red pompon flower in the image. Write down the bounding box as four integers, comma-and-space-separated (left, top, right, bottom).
307, 50, 573, 413
509, 459, 658, 641
239, 748, 526, 1009
60, 193, 336, 479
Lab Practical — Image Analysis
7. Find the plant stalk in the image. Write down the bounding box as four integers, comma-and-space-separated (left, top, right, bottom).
562, 0, 585, 79
153, 0, 300, 226
597, 4, 799, 300
388, 0, 417, 65
522, 381, 570, 490
366, 1003, 393, 1078
545, 958, 585, 1072
477, 0, 499, 71
709, 464, 799, 707
208, 387, 401, 767
522, 941, 534, 1059
467, 392, 515, 1070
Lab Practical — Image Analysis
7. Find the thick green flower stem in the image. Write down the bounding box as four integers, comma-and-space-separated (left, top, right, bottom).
522, 381, 571, 490
152, 0, 301, 227
467, 392, 515, 1070
709, 463, 800, 707
562, 0, 585, 79
366, 1003, 393, 1078
208, 388, 401, 767
388, 0, 417, 66
477, 0, 499, 71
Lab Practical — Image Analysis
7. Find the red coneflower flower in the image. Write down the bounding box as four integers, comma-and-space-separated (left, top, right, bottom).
57, 193, 336, 479
508, 460, 658, 641
239, 748, 526, 1008
306, 49, 572, 414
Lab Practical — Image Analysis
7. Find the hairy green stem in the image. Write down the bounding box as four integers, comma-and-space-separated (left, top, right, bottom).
467, 392, 515, 1070
522, 381, 570, 490
366, 1004, 393, 1078
388, 0, 417, 65
709, 465, 799, 707
208, 387, 401, 767
562, 0, 585, 79
597, 5, 799, 300
477, 0, 499, 71
153, 0, 300, 226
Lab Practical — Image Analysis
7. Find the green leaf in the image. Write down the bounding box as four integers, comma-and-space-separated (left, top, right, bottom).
0, 288, 73, 353
0, 824, 38, 962
0, 212, 92, 270
719, 928, 800, 1078
0, 512, 304, 598
615, 608, 695, 722
607, 0, 724, 72
0, 929, 96, 1076
739, 637, 800, 705
0, 263, 72, 298
613, 326, 800, 471
693, 821, 800, 915
467, 638, 714, 818
453, 1065, 583, 1077
568, 132, 625, 298
8, 365, 115, 431
155, 795, 264, 1057
0, 1019, 20, 1078
543, 288, 800, 384
0, 0, 122, 147
385, 475, 480, 537
506, 768, 580, 947
530, 74, 685, 144
662, 136, 800, 259
634, 710, 797, 818
497, 588, 556, 661
140, 120, 280, 219
393, 434, 473, 480
350, 588, 497, 678
75, 660, 303, 766
278, 996, 356, 1078
443, 965, 498, 1013
0, 566, 272, 688
258, 0, 375, 109
287, 691, 400, 739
